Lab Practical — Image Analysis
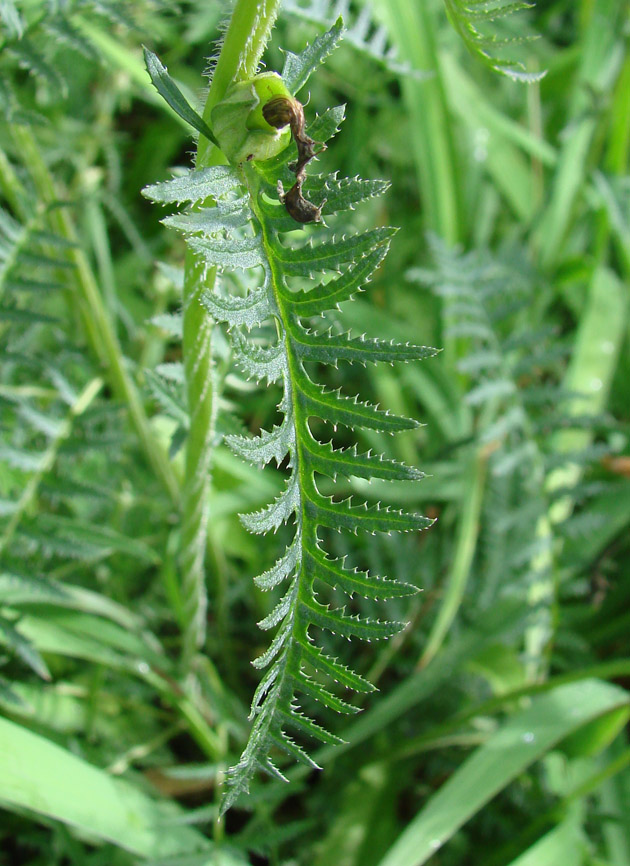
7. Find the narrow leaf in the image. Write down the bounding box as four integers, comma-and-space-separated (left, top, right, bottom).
144, 47, 218, 145
142, 166, 239, 205
0, 716, 206, 857
300, 599, 405, 641
298, 377, 419, 432
305, 545, 418, 599
300, 643, 376, 694
377, 680, 630, 866
282, 244, 389, 316
282, 18, 345, 94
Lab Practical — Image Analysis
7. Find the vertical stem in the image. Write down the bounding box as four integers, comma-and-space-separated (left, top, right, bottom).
178, 0, 282, 668
376, 0, 462, 246
419, 448, 487, 669
179, 248, 216, 667
199, 0, 281, 159
6, 126, 180, 505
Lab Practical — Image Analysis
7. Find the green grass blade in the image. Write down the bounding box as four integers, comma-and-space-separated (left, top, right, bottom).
0, 716, 207, 857
377, 679, 630, 866
503, 812, 586, 866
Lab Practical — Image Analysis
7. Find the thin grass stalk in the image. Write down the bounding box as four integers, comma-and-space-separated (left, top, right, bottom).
5, 125, 181, 505
419, 447, 487, 668
376, 0, 462, 246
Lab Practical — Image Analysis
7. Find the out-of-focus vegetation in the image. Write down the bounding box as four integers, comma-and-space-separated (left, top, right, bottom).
1, 1, 629, 865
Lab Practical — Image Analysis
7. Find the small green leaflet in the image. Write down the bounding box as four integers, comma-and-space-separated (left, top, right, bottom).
281, 16, 345, 94
143, 47, 219, 145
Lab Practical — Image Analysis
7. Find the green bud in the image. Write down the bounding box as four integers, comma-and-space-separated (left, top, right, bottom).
211, 72, 293, 164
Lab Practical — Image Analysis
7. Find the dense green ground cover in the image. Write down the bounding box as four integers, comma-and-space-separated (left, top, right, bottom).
1, 1, 629, 864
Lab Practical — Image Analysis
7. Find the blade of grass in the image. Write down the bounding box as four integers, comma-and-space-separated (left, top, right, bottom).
0, 716, 208, 857
375, 0, 462, 245
376, 679, 630, 866
419, 447, 487, 667
502, 812, 586, 866
441, 53, 545, 222
598, 736, 630, 865
535, 0, 624, 270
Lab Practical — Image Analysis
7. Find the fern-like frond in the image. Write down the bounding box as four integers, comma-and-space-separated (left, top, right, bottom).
413, 237, 617, 621
281, 0, 423, 78
0, 0, 152, 118
144, 23, 435, 812
443, 0, 544, 82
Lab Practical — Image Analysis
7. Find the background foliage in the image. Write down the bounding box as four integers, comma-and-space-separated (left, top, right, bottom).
1, 1, 629, 865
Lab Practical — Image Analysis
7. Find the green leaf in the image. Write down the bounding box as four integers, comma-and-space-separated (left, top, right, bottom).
0, 675, 24, 708
240, 472, 299, 533
162, 200, 250, 235
283, 243, 390, 316
292, 671, 360, 714
143, 166, 240, 205
298, 377, 419, 432
145, 368, 188, 426
292, 328, 437, 365
187, 234, 263, 270
26, 514, 158, 563
300, 598, 405, 641
253, 538, 300, 589
201, 284, 271, 329
503, 815, 586, 866
272, 227, 396, 275
232, 330, 286, 383
305, 491, 434, 535
303, 438, 425, 483
282, 17, 345, 94
0, 571, 68, 605
257, 581, 298, 630
0, 716, 207, 857
377, 679, 630, 866
0, 306, 58, 324
300, 642, 377, 694
143, 47, 219, 145
0, 615, 51, 680
0, 0, 24, 39
442, 0, 545, 82
304, 544, 418, 599
227, 418, 294, 468
280, 706, 346, 745
272, 729, 321, 767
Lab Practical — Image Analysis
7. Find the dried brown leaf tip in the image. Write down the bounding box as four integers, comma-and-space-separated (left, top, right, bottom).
263, 95, 326, 223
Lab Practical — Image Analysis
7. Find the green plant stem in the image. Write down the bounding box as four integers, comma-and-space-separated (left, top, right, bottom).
179, 247, 217, 668
6, 125, 180, 506
178, 0, 281, 669
419, 447, 487, 668
199, 0, 281, 159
